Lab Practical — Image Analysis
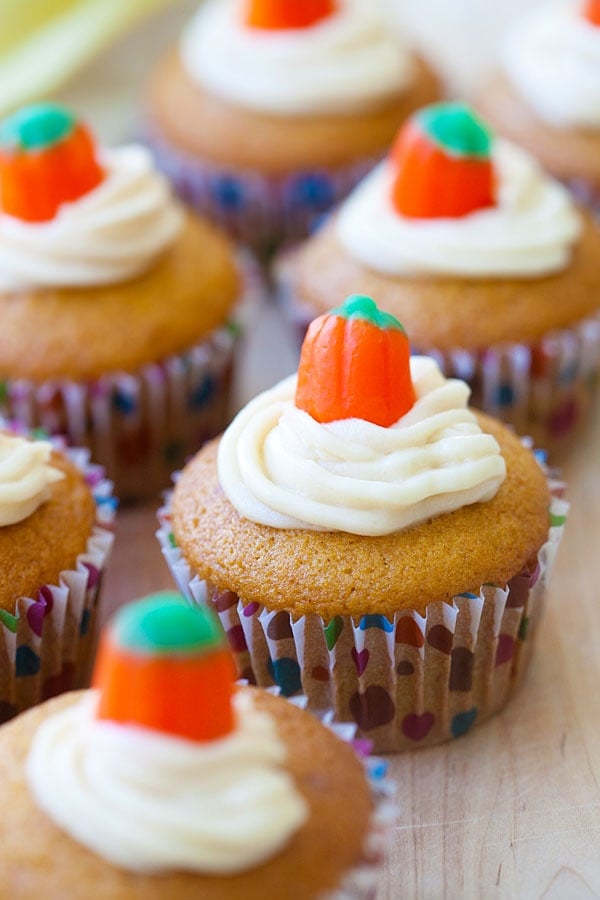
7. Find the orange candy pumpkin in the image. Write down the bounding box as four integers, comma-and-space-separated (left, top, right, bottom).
295, 295, 415, 427
0, 104, 103, 223
245, 0, 336, 30
583, 0, 600, 25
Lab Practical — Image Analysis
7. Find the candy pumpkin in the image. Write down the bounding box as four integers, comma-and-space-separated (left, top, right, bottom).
583, 0, 600, 25
295, 294, 415, 427
94, 593, 237, 743
0, 103, 103, 223
390, 103, 496, 219
245, 0, 336, 30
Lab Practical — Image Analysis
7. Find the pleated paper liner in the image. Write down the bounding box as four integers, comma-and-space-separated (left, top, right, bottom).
158, 476, 566, 754
0, 440, 115, 724
143, 122, 379, 259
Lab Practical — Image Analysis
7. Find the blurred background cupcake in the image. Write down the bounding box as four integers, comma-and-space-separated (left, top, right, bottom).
278, 103, 600, 454
143, 0, 441, 258
0, 102, 243, 501
1, 592, 390, 898
0, 424, 114, 724
159, 297, 567, 752
476, 0, 600, 214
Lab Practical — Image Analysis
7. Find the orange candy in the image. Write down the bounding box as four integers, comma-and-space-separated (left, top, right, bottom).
0, 105, 103, 223
583, 0, 600, 24
245, 0, 336, 30
93, 593, 237, 743
295, 295, 415, 427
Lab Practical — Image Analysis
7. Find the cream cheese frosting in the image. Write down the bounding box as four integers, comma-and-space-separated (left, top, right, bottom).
217, 357, 506, 536
0, 145, 183, 292
0, 434, 64, 526
180, 0, 415, 116
503, 1, 600, 130
26, 690, 308, 875
335, 137, 581, 278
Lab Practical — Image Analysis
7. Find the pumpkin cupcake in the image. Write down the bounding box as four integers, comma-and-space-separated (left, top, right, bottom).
159, 296, 567, 753
143, 0, 440, 257
0, 424, 114, 725
0, 102, 242, 501
476, 0, 600, 213
0, 593, 391, 898
278, 102, 600, 454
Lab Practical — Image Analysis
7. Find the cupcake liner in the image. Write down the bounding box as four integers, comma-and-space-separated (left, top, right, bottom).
143, 122, 380, 257
158, 472, 567, 753
0, 325, 237, 503
0, 438, 115, 724
277, 273, 600, 455
566, 179, 600, 220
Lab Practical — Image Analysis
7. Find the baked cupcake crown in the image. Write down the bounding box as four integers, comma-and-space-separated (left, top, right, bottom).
244, 0, 337, 30
0, 103, 103, 222
390, 102, 496, 219
93, 591, 237, 743
295, 294, 415, 427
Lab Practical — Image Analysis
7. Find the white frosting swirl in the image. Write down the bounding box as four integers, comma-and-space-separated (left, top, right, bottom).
218, 357, 506, 536
0, 145, 183, 292
26, 691, 307, 875
180, 0, 415, 115
335, 138, 581, 278
0, 434, 64, 526
504, 1, 600, 129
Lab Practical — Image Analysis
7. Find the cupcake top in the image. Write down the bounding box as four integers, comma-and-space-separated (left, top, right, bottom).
0, 103, 183, 292
335, 103, 581, 279
26, 593, 308, 875
218, 295, 506, 536
180, 0, 415, 116
503, 0, 600, 130
0, 432, 64, 526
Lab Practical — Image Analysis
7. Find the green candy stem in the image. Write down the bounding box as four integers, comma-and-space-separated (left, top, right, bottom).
417, 103, 492, 160
0, 103, 75, 152
112, 592, 226, 656
330, 294, 406, 332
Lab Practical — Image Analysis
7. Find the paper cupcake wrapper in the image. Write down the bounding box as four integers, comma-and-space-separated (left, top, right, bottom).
0, 325, 237, 503
0, 437, 115, 724
278, 276, 600, 456
566, 179, 600, 220
158, 473, 567, 753
143, 122, 380, 257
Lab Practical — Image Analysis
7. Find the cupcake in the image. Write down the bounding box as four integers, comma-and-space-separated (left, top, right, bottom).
476, 0, 600, 212
0, 102, 242, 501
159, 295, 567, 753
278, 103, 600, 454
0, 592, 390, 898
0, 424, 114, 724
143, 0, 440, 257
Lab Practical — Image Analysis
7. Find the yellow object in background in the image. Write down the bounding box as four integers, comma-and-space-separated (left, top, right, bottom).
0, 0, 176, 117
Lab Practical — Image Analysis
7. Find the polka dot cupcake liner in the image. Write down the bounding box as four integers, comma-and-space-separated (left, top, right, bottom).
0, 438, 115, 725
0, 325, 238, 504
277, 275, 600, 459
142, 122, 380, 259
157, 474, 567, 754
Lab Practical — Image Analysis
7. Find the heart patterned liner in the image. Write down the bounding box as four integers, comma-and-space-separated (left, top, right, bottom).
158, 472, 566, 754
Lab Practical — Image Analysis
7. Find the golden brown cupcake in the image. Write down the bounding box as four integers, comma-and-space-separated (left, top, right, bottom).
0, 102, 242, 500
0, 426, 114, 724
476, 0, 600, 210
160, 296, 567, 752
279, 103, 600, 454
0, 594, 387, 899
143, 0, 440, 255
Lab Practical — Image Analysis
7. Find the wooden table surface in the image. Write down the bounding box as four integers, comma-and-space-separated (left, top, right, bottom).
101, 290, 600, 900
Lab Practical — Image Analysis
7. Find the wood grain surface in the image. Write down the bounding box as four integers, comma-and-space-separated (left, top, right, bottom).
102, 294, 600, 900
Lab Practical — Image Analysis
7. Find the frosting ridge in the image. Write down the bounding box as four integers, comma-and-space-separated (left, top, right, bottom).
0, 145, 183, 291
503, 2, 600, 129
335, 138, 581, 278
180, 0, 414, 115
0, 434, 64, 526
26, 690, 308, 874
217, 357, 506, 536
